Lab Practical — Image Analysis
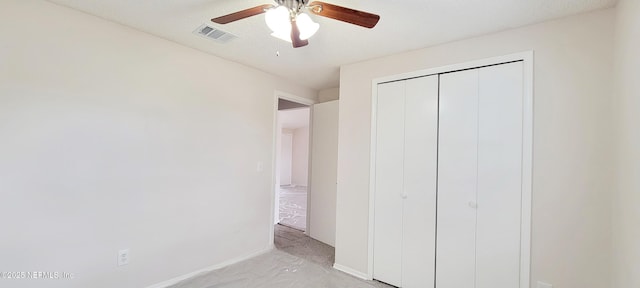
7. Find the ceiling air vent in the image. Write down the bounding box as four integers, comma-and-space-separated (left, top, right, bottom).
194, 24, 237, 43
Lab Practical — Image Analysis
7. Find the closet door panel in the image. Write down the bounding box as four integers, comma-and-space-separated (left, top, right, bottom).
402, 75, 439, 288
436, 69, 479, 288
373, 81, 405, 287
476, 62, 523, 288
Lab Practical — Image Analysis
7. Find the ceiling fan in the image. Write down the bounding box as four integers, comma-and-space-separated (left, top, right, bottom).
211, 0, 380, 48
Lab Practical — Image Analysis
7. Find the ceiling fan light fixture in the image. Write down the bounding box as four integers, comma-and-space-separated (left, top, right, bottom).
266, 5, 318, 43
265, 6, 290, 34
297, 13, 319, 40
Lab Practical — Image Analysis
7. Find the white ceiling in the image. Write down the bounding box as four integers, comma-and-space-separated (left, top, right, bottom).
48, 0, 616, 90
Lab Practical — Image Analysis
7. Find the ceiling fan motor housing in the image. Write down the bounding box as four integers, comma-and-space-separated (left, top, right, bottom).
274, 0, 310, 15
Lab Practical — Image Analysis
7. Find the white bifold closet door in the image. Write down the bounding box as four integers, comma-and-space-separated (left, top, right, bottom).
436, 61, 524, 288
373, 75, 438, 288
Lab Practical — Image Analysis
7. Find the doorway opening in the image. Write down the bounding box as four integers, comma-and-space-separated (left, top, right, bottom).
274, 97, 312, 233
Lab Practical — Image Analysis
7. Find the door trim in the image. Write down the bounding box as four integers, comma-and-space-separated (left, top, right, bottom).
367, 51, 533, 287
269, 90, 315, 245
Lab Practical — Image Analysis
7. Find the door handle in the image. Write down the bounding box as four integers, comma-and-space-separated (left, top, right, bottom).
468, 201, 478, 209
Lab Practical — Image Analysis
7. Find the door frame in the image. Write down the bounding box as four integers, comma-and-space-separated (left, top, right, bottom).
269, 90, 315, 246
367, 51, 534, 287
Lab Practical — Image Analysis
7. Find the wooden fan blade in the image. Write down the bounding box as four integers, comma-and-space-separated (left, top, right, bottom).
308, 1, 380, 28
211, 4, 274, 24
291, 19, 309, 48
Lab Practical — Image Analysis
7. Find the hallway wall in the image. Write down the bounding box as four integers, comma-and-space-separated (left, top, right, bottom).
292, 126, 310, 186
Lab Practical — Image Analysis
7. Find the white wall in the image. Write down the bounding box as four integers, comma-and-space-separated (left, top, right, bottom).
318, 87, 339, 102
309, 101, 339, 247
291, 126, 310, 186
278, 107, 310, 187
612, 1, 640, 287
0, 1, 316, 288
280, 131, 294, 186
335, 9, 614, 288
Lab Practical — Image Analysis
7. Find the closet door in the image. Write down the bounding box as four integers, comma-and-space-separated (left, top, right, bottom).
373, 76, 439, 288
436, 61, 524, 288
402, 75, 438, 288
475, 62, 523, 288
436, 69, 479, 288
373, 80, 405, 287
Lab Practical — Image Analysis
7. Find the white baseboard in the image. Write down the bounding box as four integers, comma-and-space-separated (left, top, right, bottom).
146, 246, 274, 288
332, 263, 371, 280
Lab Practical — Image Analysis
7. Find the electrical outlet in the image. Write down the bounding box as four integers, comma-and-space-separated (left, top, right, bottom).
537, 281, 553, 288
118, 249, 130, 266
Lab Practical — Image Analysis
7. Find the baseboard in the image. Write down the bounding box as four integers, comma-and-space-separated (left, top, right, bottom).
146, 246, 274, 288
332, 263, 371, 280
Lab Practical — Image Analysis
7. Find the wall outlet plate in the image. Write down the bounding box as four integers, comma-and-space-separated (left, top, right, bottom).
118, 249, 130, 266
537, 281, 553, 288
